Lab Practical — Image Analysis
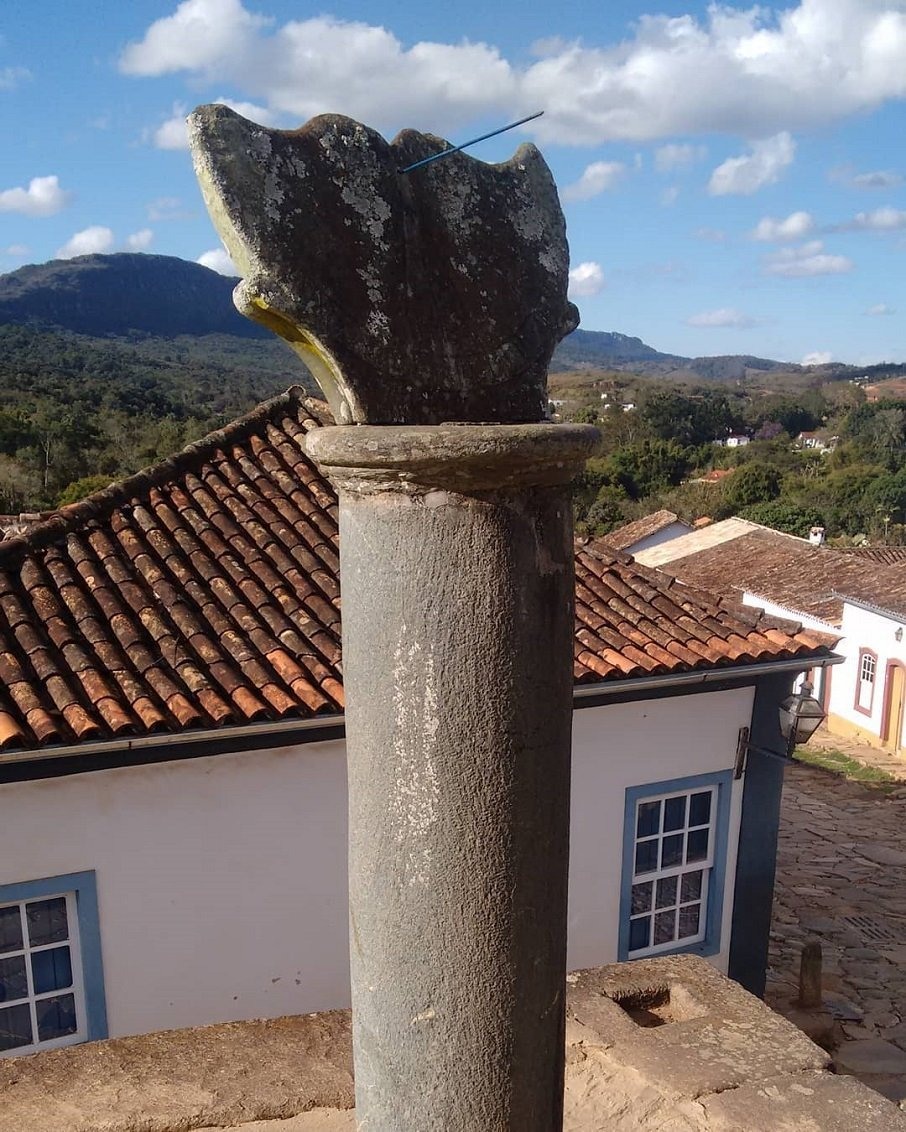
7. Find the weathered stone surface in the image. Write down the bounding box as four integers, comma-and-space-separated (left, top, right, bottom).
567, 956, 830, 1100
188, 104, 577, 427
326, 426, 583, 1131
700, 1072, 906, 1131
834, 1037, 906, 1075
0, 1011, 353, 1132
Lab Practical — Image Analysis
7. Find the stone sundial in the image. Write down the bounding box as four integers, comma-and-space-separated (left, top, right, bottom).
188, 104, 578, 426
189, 104, 597, 1132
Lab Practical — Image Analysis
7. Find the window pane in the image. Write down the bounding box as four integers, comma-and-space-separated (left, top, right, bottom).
681, 870, 703, 902
661, 834, 684, 869
663, 795, 686, 832
678, 903, 701, 939
36, 993, 77, 1042
635, 839, 658, 875
636, 801, 661, 839
0, 1003, 32, 1050
689, 792, 711, 827
628, 917, 650, 952
0, 908, 22, 955
0, 955, 28, 1003
31, 947, 72, 995
26, 898, 68, 947
656, 876, 677, 909
631, 882, 652, 916
654, 910, 676, 945
686, 829, 709, 863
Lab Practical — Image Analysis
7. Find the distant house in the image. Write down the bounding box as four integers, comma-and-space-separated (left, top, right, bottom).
795, 432, 835, 452
602, 510, 692, 556
715, 436, 750, 449
0, 392, 835, 1057
636, 518, 906, 752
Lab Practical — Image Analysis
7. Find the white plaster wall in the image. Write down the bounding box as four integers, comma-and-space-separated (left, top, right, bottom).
567, 688, 751, 975
0, 687, 752, 1040
0, 740, 350, 1038
627, 523, 692, 556
830, 603, 906, 741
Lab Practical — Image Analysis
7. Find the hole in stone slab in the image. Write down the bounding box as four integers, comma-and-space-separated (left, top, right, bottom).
614, 984, 708, 1028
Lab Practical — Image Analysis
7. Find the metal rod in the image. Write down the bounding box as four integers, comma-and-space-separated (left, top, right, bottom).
398, 111, 544, 174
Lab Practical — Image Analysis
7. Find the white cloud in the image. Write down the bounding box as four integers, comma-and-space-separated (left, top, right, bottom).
850, 206, 906, 231
694, 227, 727, 243
126, 229, 154, 251
197, 245, 238, 275
687, 308, 757, 329
0, 175, 72, 217
0, 66, 30, 91
561, 161, 625, 202
654, 143, 705, 173
764, 240, 852, 278
148, 196, 186, 221
801, 351, 832, 365
56, 226, 115, 259
866, 302, 895, 316
152, 96, 275, 149
568, 261, 605, 297
118, 0, 906, 146
853, 170, 903, 189
661, 186, 680, 206
751, 210, 815, 242
154, 107, 190, 150
1, 244, 29, 257
709, 133, 795, 196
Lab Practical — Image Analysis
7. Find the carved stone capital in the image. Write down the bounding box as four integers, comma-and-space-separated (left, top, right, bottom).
189, 105, 578, 426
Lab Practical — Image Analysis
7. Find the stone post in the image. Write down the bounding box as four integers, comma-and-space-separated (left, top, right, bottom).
798, 940, 823, 1009
188, 105, 599, 1131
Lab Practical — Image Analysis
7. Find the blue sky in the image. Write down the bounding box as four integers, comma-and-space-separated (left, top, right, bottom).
1, 0, 905, 365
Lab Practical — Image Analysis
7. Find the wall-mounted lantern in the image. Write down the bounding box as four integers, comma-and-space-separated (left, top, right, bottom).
735, 681, 826, 778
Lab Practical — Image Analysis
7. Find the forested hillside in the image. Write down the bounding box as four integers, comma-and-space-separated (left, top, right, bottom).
0, 251, 903, 536
568, 382, 906, 545
0, 323, 315, 511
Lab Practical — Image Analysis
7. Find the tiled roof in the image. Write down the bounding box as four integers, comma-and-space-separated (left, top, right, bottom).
636, 520, 906, 628
0, 391, 834, 754
842, 546, 906, 566
574, 542, 831, 683
601, 510, 688, 551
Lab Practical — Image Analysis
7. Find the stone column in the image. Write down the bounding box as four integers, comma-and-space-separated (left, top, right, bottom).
308, 424, 594, 1128
188, 105, 599, 1131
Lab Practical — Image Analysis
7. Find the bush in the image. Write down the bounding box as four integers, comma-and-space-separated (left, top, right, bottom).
56, 474, 114, 508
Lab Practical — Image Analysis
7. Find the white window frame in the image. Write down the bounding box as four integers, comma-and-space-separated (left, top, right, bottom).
619, 771, 733, 963
857, 651, 876, 714
0, 890, 88, 1056
0, 879, 102, 1058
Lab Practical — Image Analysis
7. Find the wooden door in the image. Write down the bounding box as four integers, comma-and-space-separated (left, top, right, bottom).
885, 666, 906, 752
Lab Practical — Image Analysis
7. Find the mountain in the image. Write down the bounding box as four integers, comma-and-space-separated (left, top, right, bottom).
4, 253, 891, 389
0, 254, 269, 338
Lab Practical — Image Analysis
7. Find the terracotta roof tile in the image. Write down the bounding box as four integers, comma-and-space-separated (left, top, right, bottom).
0, 389, 835, 753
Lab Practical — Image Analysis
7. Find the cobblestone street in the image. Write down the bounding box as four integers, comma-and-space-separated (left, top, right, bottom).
767, 738, 906, 1105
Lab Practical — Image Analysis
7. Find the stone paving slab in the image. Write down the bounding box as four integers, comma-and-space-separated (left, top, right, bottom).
767, 747, 906, 1103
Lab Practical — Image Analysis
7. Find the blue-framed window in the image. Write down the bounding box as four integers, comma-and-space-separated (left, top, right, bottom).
0, 871, 107, 1057
618, 771, 733, 962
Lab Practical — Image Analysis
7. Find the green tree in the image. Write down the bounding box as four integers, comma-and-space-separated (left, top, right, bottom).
740, 500, 824, 538
583, 486, 628, 535
611, 440, 691, 499
722, 462, 782, 510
